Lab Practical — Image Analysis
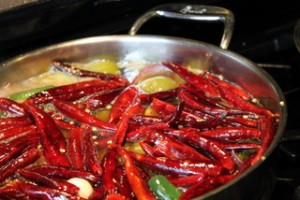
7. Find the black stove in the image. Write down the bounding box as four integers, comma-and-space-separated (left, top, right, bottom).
1, 0, 300, 199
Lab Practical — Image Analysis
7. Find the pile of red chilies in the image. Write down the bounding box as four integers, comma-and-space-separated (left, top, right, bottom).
0, 60, 279, 200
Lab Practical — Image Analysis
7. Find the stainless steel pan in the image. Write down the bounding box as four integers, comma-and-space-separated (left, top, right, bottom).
0, 4, 287, 200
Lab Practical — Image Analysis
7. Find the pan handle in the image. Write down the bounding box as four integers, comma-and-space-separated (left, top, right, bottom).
129, 4, 234, 50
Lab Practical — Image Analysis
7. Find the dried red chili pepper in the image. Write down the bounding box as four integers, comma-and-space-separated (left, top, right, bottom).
178, 88, 251, 117
54, 119, 77, 130
143, 131, 210, 162
27, 165, 101, 184
138, 142, 156, 156
114, 167, 134, 199
0, 125, 36, 141
218, 84, 275, 117
0, 97, 28, 116
53, 99, 116, 131
23, 101, 67, 150
108, 85, 140, 124
139, 88, 178, 104
222, 116, 258, 128
52, 59, 129, 84
131, 151, 222, 176
113, 145, 157, 200
150, 97, 175, 116
178, 89, 226, 115
82, 125, 103, 175
17, 182, 85, 200
17, 169, 80, 195
0, 58, 279, 199
167, 173, 205, 188
164, 101, 185, 127
251, 116, 276, 165
30, 79, 102, 99
0, 131, 39, 149
104, 193, 127, 200
198, 127, 261, 141
217, 141, 261, 150
113, 115, 130, 145
0, 147, 40, 183
180, 83, 224, 108
77, 87, 124, 110
166, 128, 235, 171
90, 185, 107, 200
206, 72, 251, 101
162, 62, 220, 99
113, 103, 145, 144
181, 113, 224, 130
30, 79, 126, 104
0, 184, 27, 200
68, 127, 85, 170
23, 101, 70, 167
128, 115, 164, 131
126, 123, 169, 142
178, 176, 219, 200
151, 98, 205, 123
101, 149, 118, 194
0, 116, 32, 130
94, 136, 114, 148
0, 135, 38, 167
39, 135, 71, 167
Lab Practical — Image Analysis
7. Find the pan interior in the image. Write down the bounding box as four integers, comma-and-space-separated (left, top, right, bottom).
0, 35, 287, 199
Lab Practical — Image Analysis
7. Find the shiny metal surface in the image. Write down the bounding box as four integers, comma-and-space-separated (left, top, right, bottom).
0, 34, 286, 199
129, 4, 234, 50
0, 0, 38, 13
294, 19, 300, 53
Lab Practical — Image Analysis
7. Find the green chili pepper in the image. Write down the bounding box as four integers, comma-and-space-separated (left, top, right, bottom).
148, 175, 182, 200
9, 85, 55, 101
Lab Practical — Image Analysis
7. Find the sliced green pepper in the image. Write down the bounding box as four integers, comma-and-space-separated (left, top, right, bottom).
237, 149, 257, 161
148, 175, 182, 200
124, 142, 145, 154
9, 85, 55, 101
139, 76, 178, 93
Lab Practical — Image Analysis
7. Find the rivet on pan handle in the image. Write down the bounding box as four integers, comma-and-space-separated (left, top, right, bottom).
129, 4, 235, 50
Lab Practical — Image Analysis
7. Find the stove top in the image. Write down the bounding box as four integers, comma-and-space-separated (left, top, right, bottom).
1, 0, 300, 199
